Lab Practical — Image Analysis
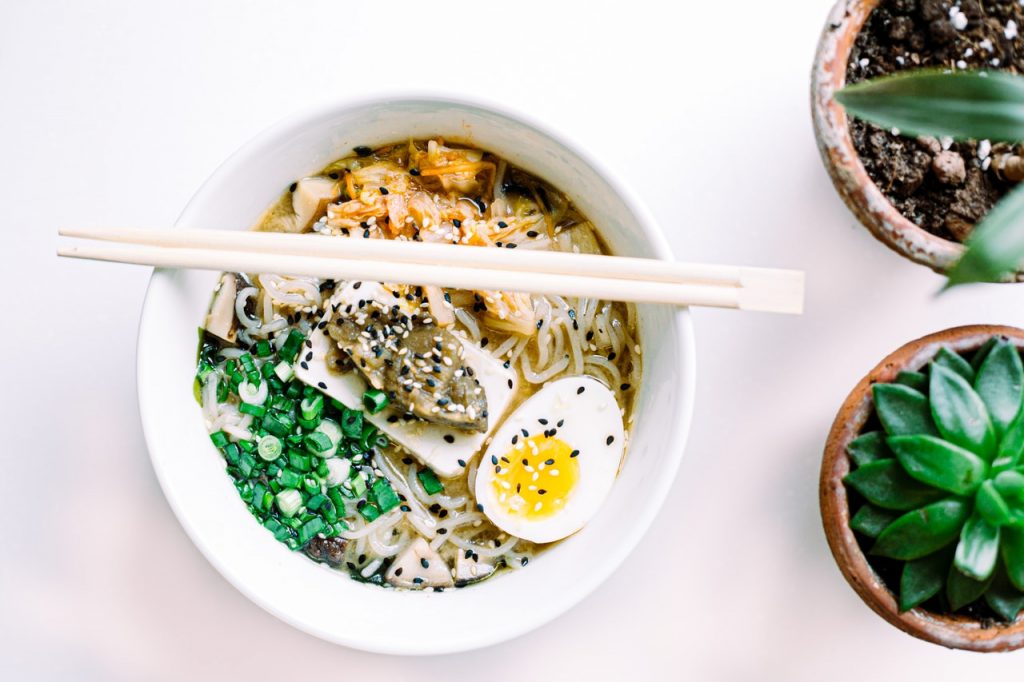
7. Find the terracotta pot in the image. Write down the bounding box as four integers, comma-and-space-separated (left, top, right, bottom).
811, 0, 1024, 280
821, 325, 1024, 651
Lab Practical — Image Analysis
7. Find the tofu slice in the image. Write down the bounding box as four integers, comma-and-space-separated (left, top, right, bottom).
294, 298, 519, 477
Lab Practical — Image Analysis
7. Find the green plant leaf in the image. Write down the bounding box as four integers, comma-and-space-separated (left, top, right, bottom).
895, 371, 928, 393
873, 384, 938, 437
971, 337, 1000, 372
847, 431, 892, 467
900, 549, 952, 612
845, 459, 946, 510
872, 498, 971, 560
835, 70, 1024, 141
995, 470, 1024, 502
850, 504, 900, 538
934, 347, 975, 384
929, 364, 997, 459
974, 340, 1024, 438
999, 407, 1024, 466
947, 182, 1024, 286
948, 560, 994, 611
977, 480, 1012, 527
887, 435, 986, 495
955, 512, 1001, 581
1002, 525, 1024, 591
984, 566, 1024, 622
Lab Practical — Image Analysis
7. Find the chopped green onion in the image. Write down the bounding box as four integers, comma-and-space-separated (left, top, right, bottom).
297, 517, 326, 545
239, 380, 268, 405
303, 476, 321, 495
264, 517, 292, 541
340, 409, 363, 438
275, 489, 303, 518
304, 431, 333, 454
285, 381, 303, 399
210, 431, 229, 449
223, 442, 241, 466
239, 402, 267, 418
325, 458, 351, 487
307, 493, 327, 511
349, 472, 367, 497
273, 361, 294, 382
255, 340, 273, 357
371, 478, 400, 513
261, 412, 293, 437
362, 389, 389, 414
328, 487, 347, 510
280, 329, 306, 362
359, 503, 381, 522
417, 469, 444, 496
239, 452, 257, 478
289, 451, 312, 472
300, 394, 324, 421
278, 468, 303, 489
257, 435, 283, 462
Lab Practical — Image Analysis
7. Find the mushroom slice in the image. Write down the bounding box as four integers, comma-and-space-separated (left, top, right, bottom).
292, 176, 341, 231
385, 538, 454, 589
454, 551, 496, 585
205, 273, 238, 343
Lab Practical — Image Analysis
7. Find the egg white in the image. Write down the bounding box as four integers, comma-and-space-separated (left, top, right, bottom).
474, 376, 625, 543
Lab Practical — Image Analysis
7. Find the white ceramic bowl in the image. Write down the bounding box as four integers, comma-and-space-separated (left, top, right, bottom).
137, 94, 696, 654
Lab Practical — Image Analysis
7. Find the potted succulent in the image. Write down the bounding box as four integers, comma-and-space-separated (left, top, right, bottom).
822, 325, 1024, 650
812, 0, 1024, 281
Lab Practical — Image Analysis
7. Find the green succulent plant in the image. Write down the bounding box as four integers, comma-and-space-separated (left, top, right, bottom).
845, 336, 1024, 620
835, 69, 1024, 286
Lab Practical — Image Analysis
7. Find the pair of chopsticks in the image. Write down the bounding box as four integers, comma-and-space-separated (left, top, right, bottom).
56, 227, 805, 314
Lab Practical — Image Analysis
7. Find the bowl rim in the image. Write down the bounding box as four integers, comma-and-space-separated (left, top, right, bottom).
820, 324, 1024, 652
136, 91, 697, 654
809, 0, 1024, 280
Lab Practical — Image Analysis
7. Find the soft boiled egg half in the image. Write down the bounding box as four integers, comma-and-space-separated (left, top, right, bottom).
474, 376, 625, 544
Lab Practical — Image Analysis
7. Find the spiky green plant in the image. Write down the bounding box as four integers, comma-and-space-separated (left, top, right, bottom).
835, 69, 1024, 286
845, 336, 1024, 620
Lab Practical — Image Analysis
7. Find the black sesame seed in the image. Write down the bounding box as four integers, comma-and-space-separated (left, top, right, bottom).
557, 419, 564, 427
545, 458, 555, 466
457, 459, 467, 467
328, 172, 339, 180
354, 145, 372, 157
538, 418, 548, 425
521, 557, 529, 567
400, 505, 411, 512
497, 221, 507, 228
402, 456, 414, 465
363, 229, 370, 238
481, 337, 489, 348
353, 281, 362, 289
508, 379, 513, 389
476, 503, 484, 512
305, 351, 313, 362
608, 351, 617, 361
521, 428, 529, 437
506, 243, 517, 249
380, 187, 389, 195
420, 558, 430, 569
444, 434, 455, 444
577, 386, 585, 394
621, 383, 631, 390
512, 435, 518, 445
607, 435, 615, 445
395, 567, 404, 576
538, 489, 547, 495
300, 361, 309, 370
437, 527, 448, 534
358, 554, 367, 563
452, 219, 462, 228
527, 230, 539, 238
413, 577, 424, 585
586, 331, 594, 341
491, 455, 498, 465
317, 381, 327, 389
570, 449, 580, 458
288, 182, 297, 192
410, 167, 421, 176
465, 550, 473, 559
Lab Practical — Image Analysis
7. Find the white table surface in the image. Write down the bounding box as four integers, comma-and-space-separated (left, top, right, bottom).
4, 0, 1023, 679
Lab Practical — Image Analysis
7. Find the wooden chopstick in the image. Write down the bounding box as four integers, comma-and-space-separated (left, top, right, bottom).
56, 227, 805, 314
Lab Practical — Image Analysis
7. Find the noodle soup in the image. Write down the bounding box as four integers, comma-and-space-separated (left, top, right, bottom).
196, 139, 640, 589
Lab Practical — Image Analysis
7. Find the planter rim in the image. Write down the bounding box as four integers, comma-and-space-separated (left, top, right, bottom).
810, 0, 1024, 281
821, 324, 1024, 652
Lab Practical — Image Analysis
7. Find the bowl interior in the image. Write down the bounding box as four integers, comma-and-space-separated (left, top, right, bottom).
137, 96, 695, 654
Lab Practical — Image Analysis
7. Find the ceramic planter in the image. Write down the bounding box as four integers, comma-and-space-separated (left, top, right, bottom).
821, 325, 1024, 651
811, 0, 1024, 281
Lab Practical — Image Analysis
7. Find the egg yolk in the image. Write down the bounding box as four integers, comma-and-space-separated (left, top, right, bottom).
490, 435, 580, 520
